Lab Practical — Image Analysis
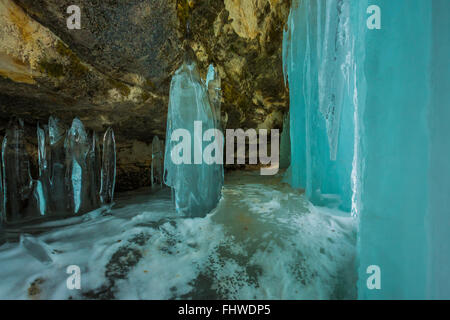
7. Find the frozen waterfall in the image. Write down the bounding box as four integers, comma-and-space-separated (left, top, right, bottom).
284, 0, 450, 299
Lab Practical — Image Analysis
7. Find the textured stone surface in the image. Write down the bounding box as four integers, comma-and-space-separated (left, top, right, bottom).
0, 0, 290, 189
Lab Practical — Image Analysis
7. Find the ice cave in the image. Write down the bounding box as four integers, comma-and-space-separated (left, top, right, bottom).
0, 0, 449, 300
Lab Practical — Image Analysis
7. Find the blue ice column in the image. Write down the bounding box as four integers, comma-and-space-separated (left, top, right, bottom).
427, 0, 450, 300
65, 118, 91, 214
282, 0, 356, 211
356, 0, 434, 299
164, 60, 223, 217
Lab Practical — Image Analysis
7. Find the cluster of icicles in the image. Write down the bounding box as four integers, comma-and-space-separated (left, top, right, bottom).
0, 117, 116, 226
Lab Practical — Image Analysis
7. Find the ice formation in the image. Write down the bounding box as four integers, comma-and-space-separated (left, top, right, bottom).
2, 119, 29, 223
151, 135, 163, 188
284, 0, 450, 299
283, 0, 356, 211
87, 132, 101, 208
206, 64, 222, 129
164, 57, 223, 217
20, 234, 53, 265
36, 123, 50, 215
48, 116, 69, 216
100, 127, 116, 205
0, 117, 117, 226
355, 0, 450, 300
65, 118, 90, 214
1, 118, 44, 224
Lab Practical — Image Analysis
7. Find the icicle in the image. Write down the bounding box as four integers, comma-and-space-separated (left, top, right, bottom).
206, 64, 222, 130
36, 122, 50, 216
87, 132, 101, 208
48, 116, 69, 216
283, 0, 355, 211
65, 118, 90, 214
318, 0, 352, 161
100, 127, 116, 204
1, 119, 34, 224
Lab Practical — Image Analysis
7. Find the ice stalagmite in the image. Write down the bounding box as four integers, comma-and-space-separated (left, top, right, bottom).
36, 123, 50, 215
1, 119, 36, 223
65, 118, 90, 214
48, 116, 69, 216
87, 132, 101, 208
100, 128, 116, 204
164, 56, 223, 217
151, 135, 163, 188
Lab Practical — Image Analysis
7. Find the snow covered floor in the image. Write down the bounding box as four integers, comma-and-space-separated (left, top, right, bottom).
0, 171, 357, 300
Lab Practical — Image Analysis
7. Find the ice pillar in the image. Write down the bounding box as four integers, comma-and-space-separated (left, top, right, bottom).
164, 59, 223, 217
427, 0, 450, 300
65, 118, 90, 214
1, 119, 43, 224
356, 0, 432, 300
87, 132, 101, 208
100, 127, 116, 204
48, 116, 69, 216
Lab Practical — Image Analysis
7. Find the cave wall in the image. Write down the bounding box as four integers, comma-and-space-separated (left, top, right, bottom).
0, 0, 290, 190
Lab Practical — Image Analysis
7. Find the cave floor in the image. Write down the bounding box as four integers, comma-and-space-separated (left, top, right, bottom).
0, 171, 357, 300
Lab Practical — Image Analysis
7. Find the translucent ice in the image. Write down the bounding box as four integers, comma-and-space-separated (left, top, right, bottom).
355, 0, 450, 300
1, 119, 34, 224
206, 64, 222, 129
48, 116, 69, 216
318, 0, 353, 161
283, 0, 355, 211
65, 118, 90, 214
284, 0, 450, 299
151, 135, 163, 188
100, 128, 116, 204
87, 132, 101, 208
36, 122, 50, 215
20, 234, 53, 265
164, 57, 223, 217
